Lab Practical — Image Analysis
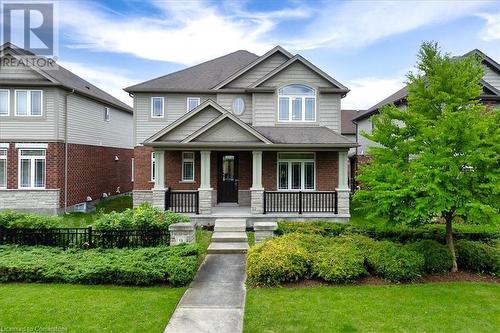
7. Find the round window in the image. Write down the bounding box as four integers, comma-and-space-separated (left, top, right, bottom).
232, 97, 245, 115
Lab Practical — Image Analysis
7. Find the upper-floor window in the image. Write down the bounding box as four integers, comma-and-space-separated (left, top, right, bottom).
15, 90, 42, 116
187, 97, 200, 112
232, 97, 245, 116
104, 107, 110, 121
0, 90, 10, 116
151, 97, 164, 118
278, 84, 316, 122
0, 149, 6, 188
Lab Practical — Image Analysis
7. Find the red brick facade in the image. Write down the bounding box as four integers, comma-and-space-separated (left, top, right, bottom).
2, 142, 133, 207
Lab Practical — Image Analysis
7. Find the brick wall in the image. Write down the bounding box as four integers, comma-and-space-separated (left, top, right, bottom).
133, 146, 154, 190
238, 151, 252, 190
262, 151, 277, 190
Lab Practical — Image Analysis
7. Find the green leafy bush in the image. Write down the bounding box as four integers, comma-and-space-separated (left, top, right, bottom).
365, 241, 425, 281
0, 244, 198, 286
94, 203, 189, 231
455, 240, 499, 275
311, 241, 365, 283
0, 210, 62, 228
407, 240, 453, 274
247, 234, 310, 286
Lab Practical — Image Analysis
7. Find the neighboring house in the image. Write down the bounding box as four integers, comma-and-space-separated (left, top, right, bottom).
341, 109, 358, 191
126, 46, 356, 223
352, 49, 500, 172
0, 43, 134, 214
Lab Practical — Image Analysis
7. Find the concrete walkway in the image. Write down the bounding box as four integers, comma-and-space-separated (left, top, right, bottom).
164, 254, 246, 333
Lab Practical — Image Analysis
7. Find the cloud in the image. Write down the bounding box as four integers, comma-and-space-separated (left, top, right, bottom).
59, 61, 135, 106
477, 13, 500, 41
342, 77, 406, 110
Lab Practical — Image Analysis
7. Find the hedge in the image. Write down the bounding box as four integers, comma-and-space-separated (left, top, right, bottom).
0, 244, 199, 286
455, 240, 499, 275
0, 210, 62, 229
406, 240, 453, 274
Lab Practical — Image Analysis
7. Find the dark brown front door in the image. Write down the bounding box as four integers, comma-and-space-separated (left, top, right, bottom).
218, 153, 239, 203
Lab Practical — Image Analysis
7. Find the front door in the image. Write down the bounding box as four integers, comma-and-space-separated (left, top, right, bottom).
218, 153, 239, 203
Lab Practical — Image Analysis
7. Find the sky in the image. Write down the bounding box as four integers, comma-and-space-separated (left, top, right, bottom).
38, 0, 500, 109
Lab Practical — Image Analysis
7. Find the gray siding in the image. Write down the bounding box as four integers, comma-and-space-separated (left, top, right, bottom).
66, 94, 133, 149
225, 52, 289, 88
193, 118, 261, 142
483, 66, 500, 91
134, 93, 215, 145
356, 117, 377, 155
258, 61, 333, 88
159, 107, 220, 141
252, 92, 276, 126
318, 93, 341, 132
216, 93, 252, 123
0, 56, 48, 80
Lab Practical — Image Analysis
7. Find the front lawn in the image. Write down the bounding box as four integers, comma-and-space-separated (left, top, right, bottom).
244, 283, 500, 333
0, 283, 185, 333
62, 195, 133, 227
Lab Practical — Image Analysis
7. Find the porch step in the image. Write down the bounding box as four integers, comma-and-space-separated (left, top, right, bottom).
207, 242, 249, 254
213, 218, 247, 232
212, 231, 247, 243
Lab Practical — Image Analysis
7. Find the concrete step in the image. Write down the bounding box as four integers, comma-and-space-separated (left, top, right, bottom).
212, 232, 247, 243
214, 219, 247, 232
207, 242, 249, 254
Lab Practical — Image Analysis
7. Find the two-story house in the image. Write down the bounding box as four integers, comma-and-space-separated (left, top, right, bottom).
126, 46, 357, 223
0, 43, 134, 214
352, 49, 500, 172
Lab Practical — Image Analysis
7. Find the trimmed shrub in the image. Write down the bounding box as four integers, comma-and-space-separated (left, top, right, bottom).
406, 240, 453, 274
0, 210, 62, 228
246, 234, 310, 286
0, 244, 199, 286
456, 240, 499, 275
311, 241, 365, 283
366, 241, 425, 281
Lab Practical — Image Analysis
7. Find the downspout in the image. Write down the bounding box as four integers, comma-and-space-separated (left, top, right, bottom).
64, 89, 75, 213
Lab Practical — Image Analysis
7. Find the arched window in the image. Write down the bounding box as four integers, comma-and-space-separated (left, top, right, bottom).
278, 84, 316, 122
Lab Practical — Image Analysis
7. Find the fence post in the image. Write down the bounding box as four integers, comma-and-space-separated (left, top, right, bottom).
334, 191, 338, 214
298, 191, 303, 214
263, 191, 267, 214
165, 187, 171, 211
195, 191, 199, 215
88, 226, 93, 248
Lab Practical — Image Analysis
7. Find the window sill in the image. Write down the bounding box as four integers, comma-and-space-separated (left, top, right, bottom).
179, 180, 196, 183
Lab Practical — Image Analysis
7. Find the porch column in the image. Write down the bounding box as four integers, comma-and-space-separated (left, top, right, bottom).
152, 150, 166, 209
198, 150, 212, 214
336, 150, 350, 216
250, 150, 264, 214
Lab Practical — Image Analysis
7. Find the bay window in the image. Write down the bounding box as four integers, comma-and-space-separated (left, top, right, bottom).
15, 90, 42, 116
19, 149, 45, 188
0, 149, 6, 188
0, 90, 9, 116
277, 153, 315, 190
182, 152, 195, 181
278, 84, 316, 122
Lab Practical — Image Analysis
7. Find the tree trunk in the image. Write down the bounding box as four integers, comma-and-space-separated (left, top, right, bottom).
445, 215, 458, 272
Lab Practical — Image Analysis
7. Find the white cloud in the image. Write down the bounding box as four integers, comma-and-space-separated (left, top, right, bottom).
59, 61, 135, 106
342, 77, 406, 110
477, 13, 500, 41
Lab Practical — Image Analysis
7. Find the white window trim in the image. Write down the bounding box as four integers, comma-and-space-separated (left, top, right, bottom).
0, 89, 10, 117
18, 149, 46, 189
150, 152, 156, 182
181, 151, 195, 182
232, 97, 245, 115
276, 152, 316, 191
0, 143, 9, 148
277, 85, 316, 123
14, 89, 43, 117
151, 97, 165, 118
186, 97, 201, 113
104, 107, 110, 122
15, 143, 48, 149
0, 148, 7, 189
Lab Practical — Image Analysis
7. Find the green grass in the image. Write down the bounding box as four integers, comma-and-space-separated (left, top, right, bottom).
247, 231, 255, 246
244, 283, 500, 333
0, 283, 185, 333
196, 227, 213, 265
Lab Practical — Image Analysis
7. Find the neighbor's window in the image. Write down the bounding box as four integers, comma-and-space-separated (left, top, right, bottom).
187, 97, 200, 112
0, 90, 9, 116
151, 152, 156, 181
15, 90, 42, 116
104, 107, 110, 121
0, 149, 6, 188
277, 152, 315, 190
151, 97, 164, 118
182, 152, 195, 181
19, 149, 45, 188
278, 84, 315, 122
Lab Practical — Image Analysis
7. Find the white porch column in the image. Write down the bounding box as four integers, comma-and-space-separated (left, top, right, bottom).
336, 150, 350, 216
250, 151, 264, 214
152, 150, 166, 209
198, 150, 212, 214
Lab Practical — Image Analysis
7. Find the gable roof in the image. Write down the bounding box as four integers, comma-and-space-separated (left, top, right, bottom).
353, 86, 407, 121
0, 43, 132, 113
212, 46, 293, 89
249, 55, 349, 92
124, 50, 259, 92
341, 110, 358, 135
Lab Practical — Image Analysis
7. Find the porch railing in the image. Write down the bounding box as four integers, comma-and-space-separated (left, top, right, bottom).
263, 191, 337, 214
165, 188, 199, 214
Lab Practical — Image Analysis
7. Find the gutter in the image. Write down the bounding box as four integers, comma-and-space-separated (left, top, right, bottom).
64, 89, 75, 213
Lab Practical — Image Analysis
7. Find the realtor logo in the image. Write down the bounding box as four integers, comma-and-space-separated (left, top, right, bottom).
1, 1, 56, 56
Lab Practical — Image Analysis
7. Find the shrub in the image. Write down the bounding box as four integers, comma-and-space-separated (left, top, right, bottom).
0, 244, 199, 286
455, 240, 499, 275
276, 222, 345, 237
366, 241, 425, 281
246, 234, 310, 286
406, 240, 453, 274
311, 241, 365, 283
0, 210, 62, 228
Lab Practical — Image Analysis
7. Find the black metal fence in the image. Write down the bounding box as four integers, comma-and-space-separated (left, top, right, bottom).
263, 191, 337, 214
165, 188, 199, 214
0, 225, 170, 249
